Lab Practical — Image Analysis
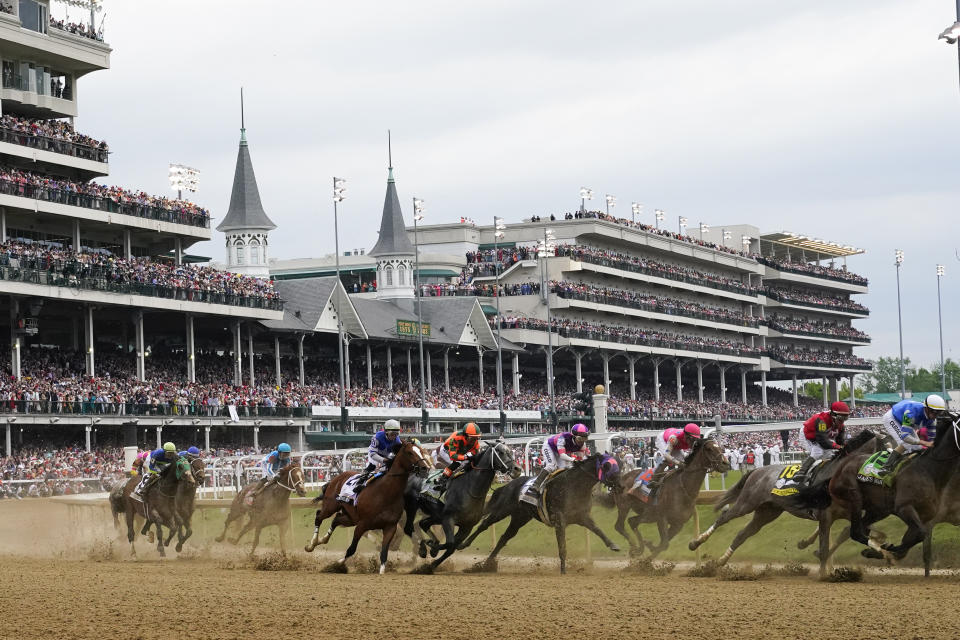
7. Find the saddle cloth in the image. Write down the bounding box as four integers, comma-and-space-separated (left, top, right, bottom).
857, 451, 915, 488
770, 463, 805, 497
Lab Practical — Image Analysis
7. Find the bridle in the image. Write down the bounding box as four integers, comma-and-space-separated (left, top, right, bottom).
275, 465, 304, 494
471, 443, 513, 474
386, 444, 429, 478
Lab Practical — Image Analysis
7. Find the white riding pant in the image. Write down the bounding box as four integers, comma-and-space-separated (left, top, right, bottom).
799, 427, 836, 461
436, 447, 452, 465
540, 442, 573, 473
655, 438, 683, 465
882, 410, 924, 453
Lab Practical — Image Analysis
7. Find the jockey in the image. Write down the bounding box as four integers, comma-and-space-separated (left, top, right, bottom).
435, 423, 482, 492
792, 401, 850, 486
647, 424, 701, 494
130, 450, 150, 476
178, 446, 202, 461
521, 423, 590, 505
877, 395, 946, 477
251, 443, 293, 497
355, 419, 403, 490
133, 442, 178, 498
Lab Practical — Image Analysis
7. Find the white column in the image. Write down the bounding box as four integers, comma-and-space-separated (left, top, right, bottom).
9, 297, 20, 381
849, 375, 857, 409
592, 391, 610, 453
5, 422, 11, 457
628, 356, 636, 401
406, 348, 413, 392
253, 426, 260, 451
741, 370, 748, 404
697, 361, 704, 403
653, 359, 661, 402
792, 374, 799, 407
366, 343, 373, 390
822, 376, 829, 407
512, 352, 520, 395
574, 350, 583, 393
386, 346, 393, 390
274, 335, 281, 387
829, 377, 839, 403
444, 349, 450, 392
247, 327, 255, 387
761, 371, 768, 406
719, 366, 727, 404
675, 360, 683, 402
185, 314, 196, 383
204, 425, 211, 451
344, 338, 351, 391
426, 350, 433, 392
478, 349, 484, 393
134, 311, 145, 381
84, 306, 95, 378
174, 238, 183, 266
72, 219, 81, 251
155, 426, 162, 449
298, 425, 305, 452
85, 425, 92, 453
602, 353, 611, 396
0, 207, 6, 242
233, 321, 242, 386
123, 229, 132, 260
297, 334, 305, 386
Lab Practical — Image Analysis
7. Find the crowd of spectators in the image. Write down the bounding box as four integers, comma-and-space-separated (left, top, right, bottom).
757, 255, 868, 286
765, 287, 868, 314
0, 239, 280, 307
768, 346, 872, 370
48, 18, 104, 42
495, 316, 762, 357
0, 2, 11, 15
764, 314, 870, 342
0, 166, 210, 227
0, 114, 107, 162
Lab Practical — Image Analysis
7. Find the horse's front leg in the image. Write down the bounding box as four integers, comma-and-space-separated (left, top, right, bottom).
575, 515, 620, 553
554, 513, 568, 575
429, 516, 459, 570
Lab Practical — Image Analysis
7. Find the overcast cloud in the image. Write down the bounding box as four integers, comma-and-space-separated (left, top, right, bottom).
69, 0, 960, 372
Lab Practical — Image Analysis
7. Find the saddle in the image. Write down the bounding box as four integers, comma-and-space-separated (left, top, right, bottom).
857, 451, 918, 488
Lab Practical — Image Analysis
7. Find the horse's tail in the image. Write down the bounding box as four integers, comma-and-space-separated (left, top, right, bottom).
713, 470, 752, 512
311, 481, 329, 504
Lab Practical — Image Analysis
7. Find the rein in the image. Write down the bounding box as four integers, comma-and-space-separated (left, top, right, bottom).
274, 467, 303, 494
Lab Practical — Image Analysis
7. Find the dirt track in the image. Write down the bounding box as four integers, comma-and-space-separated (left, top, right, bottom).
2, 500, 960, 640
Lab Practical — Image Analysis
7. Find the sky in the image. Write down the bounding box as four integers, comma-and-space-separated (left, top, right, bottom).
69, 0, 960, 370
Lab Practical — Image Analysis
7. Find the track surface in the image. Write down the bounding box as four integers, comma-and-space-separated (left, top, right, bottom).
3, 500, 960, 639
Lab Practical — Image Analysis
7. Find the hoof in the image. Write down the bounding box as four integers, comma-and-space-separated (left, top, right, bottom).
417, 543, 428, 559
410, 564, 435, 575
628, 546, 644, 558
321, 561, 348, 574
688, 540, 699, 551
861, 548, 884, 560
429, 546, 439, 559
304, 543, 316, 553
463, 559, 498, 573
609, 543, 621, 553
175, 543, 183, 553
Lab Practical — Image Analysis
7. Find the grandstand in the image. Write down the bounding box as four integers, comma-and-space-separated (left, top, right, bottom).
0, 5, 875, 459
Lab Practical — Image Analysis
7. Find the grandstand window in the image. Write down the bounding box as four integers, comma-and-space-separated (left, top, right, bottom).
236, 244, 245, 265
250, 241, 260, 265
384, 265, 394, 286
397, 263, 407, 285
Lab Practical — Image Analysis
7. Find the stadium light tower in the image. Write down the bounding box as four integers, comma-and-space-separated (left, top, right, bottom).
494, 216, 507, 433
332, 177, 347, 432
938, 2, 960, 97
631, 202, 642, 225
938, 264, 948, 404
168, 164, 199, 200
895, 249, 906, 399
699, 222, 710, 242
605, 194, 616, 215
579, 187, 593, 213
678, 216, 688, 235
413, 197, 428, 432
741, 235, 752, 251
654, 209, 664, 229
538, 227, 557, 425
721, 228, 732, 247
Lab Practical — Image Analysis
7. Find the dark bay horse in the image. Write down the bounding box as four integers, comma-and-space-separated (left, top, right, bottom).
688, 429, 879, 568
458, 453, 622, 574
306, 440, 430, 574
111, 457, 195, 557
828, 415, 960, 576
172, 457, 205, 552
404, 440, 522, 571
613, 436, 729, 557
215, 461, 307, 556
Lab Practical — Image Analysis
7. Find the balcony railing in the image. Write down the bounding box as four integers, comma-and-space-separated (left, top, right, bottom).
765, 321, 871, 343
0, 400, 308, 418
0, 178, 211, 228
0, 262, 282, 311
768, 352, 872, 371
0, 126, 107, 163
765, 289, 869, 315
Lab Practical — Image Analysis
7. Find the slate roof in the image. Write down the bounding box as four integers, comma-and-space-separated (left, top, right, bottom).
259, 278, 334, 331
368, 168, 415, 257
216, 130, 277, 232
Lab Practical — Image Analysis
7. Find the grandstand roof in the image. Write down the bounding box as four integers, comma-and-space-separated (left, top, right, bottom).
759, 231, 863, 258
368, 167, 415, 257
216, 128, 277, 233
262, 277, 365, 337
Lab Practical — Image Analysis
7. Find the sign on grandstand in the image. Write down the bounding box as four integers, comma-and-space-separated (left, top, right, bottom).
396, 319, 430, 338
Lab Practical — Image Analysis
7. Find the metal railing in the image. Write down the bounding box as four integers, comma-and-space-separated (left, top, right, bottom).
0, 126, 107, 162
765, 289, 869, 315
0, 400, 306, 417
765, 322, 870, 343
0, 261, 282, 310
0, 178, 210, 228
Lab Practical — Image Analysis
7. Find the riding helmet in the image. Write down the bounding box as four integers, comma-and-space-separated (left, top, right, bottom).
277, 443, 292, 453
163, 442, 177, 452
682, 423, 702, 439
463, 423, 481, 438
830, 401, 850, 416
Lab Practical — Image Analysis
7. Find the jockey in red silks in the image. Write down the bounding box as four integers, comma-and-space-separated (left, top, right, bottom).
648, 423, 701, 494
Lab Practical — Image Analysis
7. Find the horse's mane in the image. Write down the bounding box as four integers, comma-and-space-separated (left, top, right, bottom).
840, 429, 876, 456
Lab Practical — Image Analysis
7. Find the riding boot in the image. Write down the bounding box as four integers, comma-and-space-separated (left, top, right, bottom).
646, 462, 669, 495
520, 470, 549, 505
353, 471, 372, 494
876, 450, 903, 478
792, 456, 815, 487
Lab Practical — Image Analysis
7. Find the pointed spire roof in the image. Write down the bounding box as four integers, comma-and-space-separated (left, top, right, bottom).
369, 141, 414, 257
216, 96, 276, 233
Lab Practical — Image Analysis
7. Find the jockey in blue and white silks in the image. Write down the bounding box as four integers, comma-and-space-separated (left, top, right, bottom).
877, 396, 946, 477
354, 419, 403, 489
252, 442, 293, 496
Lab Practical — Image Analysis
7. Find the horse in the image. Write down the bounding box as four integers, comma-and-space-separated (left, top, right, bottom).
827, 414, 960, 576
111, 457, 195, 557
457, 452, 622, 575
688, 429, 879, 568
306, 440, 430, 574
215, 461, 307, 556
109, 474, 145, 552
403, 440, 522, 571
171, 457, 205, 552
613, 435, 729, 557
304, 440, 433, 554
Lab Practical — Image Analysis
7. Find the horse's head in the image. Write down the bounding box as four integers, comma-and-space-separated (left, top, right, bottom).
189, 457, 205, 484
397, 441, 431, 475
840, 429, 878, 456
700, 436, 730, 473
407, 438, 436, 468
594, 453, 621, 488
283, 462, 307, 497
174, 457, 195, 486
487, 441, 523, 478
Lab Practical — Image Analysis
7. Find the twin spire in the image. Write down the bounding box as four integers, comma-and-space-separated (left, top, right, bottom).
369, 130, 415, 257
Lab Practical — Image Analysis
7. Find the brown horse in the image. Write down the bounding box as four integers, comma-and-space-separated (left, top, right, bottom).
305, 441, 430, 574
215, 461, 307, 556
827, 415, 960, 576
172, 457, 205, 552
613, 436, 729, 557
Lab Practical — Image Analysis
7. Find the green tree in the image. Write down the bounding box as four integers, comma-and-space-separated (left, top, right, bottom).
865, 356, 911, 394
801, 381, 822, 399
